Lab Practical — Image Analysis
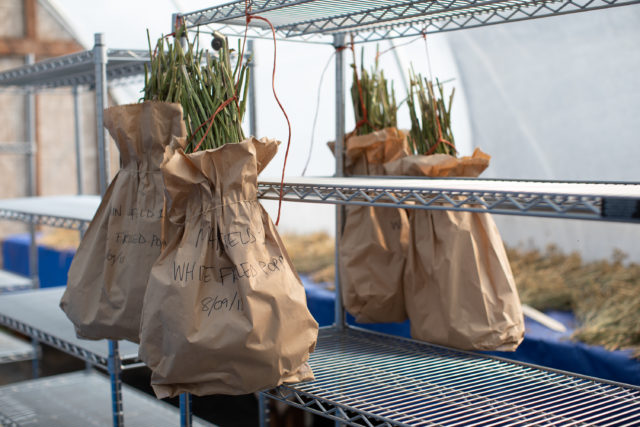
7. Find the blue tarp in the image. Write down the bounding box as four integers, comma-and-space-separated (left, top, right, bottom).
2, 233, 75, 288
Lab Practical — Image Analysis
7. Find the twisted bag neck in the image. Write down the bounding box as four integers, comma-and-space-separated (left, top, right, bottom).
162, 137, 279, 223
344, 127, 409, 175
384, 148, 490, 177
104, 102, 186, 172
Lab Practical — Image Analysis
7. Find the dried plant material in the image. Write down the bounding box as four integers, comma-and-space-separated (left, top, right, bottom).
509, 245, 640, 357
284, 233, 640, 356
281, 232, 335, 279
406, 68, 455, 156
38, 228, 80, 250
350, 47, 397, 136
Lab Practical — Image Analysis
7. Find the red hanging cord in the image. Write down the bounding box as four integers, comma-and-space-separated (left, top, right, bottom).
192, 96, 238, 152
244, 3, 291, 226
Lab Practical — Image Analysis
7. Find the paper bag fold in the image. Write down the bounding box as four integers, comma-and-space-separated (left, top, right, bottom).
337, 127, 410, 323
139, 138, 318, 398
60, 101, 186, 343
385, 149, 525, 351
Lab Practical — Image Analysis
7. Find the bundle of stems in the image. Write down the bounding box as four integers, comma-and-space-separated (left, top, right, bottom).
406, 68, 456, 156
143, 27, 250, 152
350, 47, 397, 136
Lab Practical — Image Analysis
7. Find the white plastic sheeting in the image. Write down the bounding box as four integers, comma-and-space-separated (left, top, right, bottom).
448, 7, 640, 261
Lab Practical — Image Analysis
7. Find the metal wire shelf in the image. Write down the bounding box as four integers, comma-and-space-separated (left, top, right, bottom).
0, 330, 35, 364
0, 371, 213, 427
0, 270, 33, 295
0, 49, 148, 89
0, 177, 639, 230
263, 327, 640, 426
180, 0, 640, 42
0, 288, 141, 371
258, 177, 640, 223
0, 195, 99, 230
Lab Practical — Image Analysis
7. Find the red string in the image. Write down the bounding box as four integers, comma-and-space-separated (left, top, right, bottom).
244, 3, 291, 226
192, 96, 238, 152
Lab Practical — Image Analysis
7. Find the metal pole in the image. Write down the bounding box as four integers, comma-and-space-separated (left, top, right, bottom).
170, 18, 196, 427
108, 340, 124, 427
96, 34, 123, 427
248, 39, 257, 137
73, 85, 84, 195
94, 33, 109, 195
25, 54, 40, 379
74, 83, 91, 372
333, 34, 346, 330
258, 393, 270, 427
179, 393, 192, 427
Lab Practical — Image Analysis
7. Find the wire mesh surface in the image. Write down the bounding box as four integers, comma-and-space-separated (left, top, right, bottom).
258, 177, 640, 223
0, 330, 35, 364
180, 0, 640, 41
0, 195, 99, 230
0, 371, 214, 427
0, 270, 33, 294
0, 49, 148, 89
264, 327, 640, 426
0, 288, 140, 369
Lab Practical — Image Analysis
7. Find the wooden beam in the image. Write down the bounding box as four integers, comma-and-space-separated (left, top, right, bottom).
0, 38, 82, 58
24, 0, 37, 39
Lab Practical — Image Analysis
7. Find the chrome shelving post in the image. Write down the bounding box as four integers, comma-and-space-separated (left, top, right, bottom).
333, 33, 346, 331
25, 54, 40, 380
171, 16, 195, 426
94, 33, 109, 196
95, 33, 124, 427
73, 85, 84, 195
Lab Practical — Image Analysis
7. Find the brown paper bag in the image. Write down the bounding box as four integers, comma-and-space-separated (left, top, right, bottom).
139, 138, 319, 398
385, 149, 525, 350
338, 128, 410, 323
60, 102, 186, 343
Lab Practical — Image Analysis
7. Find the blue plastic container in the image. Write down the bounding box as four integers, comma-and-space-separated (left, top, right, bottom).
2, 233, 75, 288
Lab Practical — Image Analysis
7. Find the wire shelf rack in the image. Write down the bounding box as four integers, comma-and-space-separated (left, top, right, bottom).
180, 0, 640, 42
0, 371, 213, 427
0, 270, 33, 295
0, 177, 639, 230
0, 49, 148, 89
263, 327, 640, 426
0, 288, 141, 371
258, 177, 640, 223
0, 330, 35, 364
0, 195, 99, 230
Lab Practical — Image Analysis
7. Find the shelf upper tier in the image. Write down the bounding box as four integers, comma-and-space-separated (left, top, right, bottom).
0, 177, 639, 225
180, 0, 640, 42
0, 49, 148, 89
0, 195, 100, 229
258, 176, 640, 223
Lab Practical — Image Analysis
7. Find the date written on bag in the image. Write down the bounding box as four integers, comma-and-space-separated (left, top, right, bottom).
172, 255, 286, 285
